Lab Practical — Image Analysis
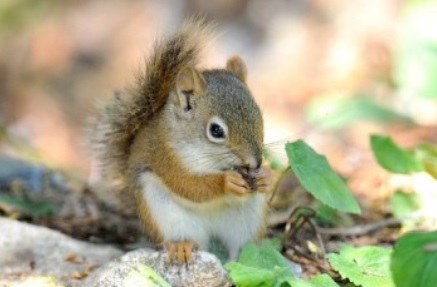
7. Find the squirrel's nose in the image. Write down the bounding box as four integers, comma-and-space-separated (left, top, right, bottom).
240, 152, 261, 169
255, 157, 262, 169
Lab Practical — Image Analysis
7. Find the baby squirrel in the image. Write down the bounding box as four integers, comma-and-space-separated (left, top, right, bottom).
91, 19, 272, 262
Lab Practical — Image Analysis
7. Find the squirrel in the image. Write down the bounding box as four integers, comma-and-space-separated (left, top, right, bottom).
90, 19, 272, 263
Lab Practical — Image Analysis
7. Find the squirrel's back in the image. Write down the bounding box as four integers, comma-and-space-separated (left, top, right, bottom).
90, 19, 212, 183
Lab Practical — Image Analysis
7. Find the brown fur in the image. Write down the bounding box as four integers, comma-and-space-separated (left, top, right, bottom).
128, 117, 227, 204
90, 18, 267, 248
90, 18, 212, 185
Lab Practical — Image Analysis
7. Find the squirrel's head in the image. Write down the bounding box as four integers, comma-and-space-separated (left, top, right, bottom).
165, 56, 263, 174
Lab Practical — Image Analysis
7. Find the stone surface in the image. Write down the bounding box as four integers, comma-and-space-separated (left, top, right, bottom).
0, 218, 122, 286
83, 248, 230, 287
0, 156, 69, 206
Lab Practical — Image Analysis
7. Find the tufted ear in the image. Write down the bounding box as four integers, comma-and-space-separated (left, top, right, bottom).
226, 55, 247, 82
175, 67, 205, 111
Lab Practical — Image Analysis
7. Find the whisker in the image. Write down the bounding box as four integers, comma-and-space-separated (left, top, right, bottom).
189, 152, 234, 171
199, 159, 229, 172
191, 152, 232, 162
263, 121, 331, 148
264, 143, 288, 151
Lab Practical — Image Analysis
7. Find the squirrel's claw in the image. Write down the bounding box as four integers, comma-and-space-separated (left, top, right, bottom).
165, 241, 198, 264
224, 171, 250, 196
253, 167, 273, 193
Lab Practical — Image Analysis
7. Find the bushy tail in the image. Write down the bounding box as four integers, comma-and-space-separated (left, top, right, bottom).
90, 18, 213, 183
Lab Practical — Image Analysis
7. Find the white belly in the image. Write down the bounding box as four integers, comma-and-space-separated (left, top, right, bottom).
139, 172, 266, 259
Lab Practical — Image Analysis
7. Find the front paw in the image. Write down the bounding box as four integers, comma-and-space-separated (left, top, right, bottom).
240, 166, 273, 193
251, 166, 273, 193
224, 170, 250, 196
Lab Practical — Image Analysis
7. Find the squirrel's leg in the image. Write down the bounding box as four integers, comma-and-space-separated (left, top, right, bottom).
165, 241, 199, 263
214, 193, 267, 261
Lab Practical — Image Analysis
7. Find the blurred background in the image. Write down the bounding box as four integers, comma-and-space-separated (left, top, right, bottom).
0, 0, 436, 203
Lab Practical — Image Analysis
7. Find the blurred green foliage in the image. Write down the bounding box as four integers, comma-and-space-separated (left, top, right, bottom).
390, 190, 422, 229
263, 148, 287, 171
390, 190, 421, 219
415, 143, 437, 179
370, 134, 424, 174
371, 134, 437, 179
395, 0, 437, 99
0, 193, 54, 217
306, 95, 413, 130
0, 0, 58, 35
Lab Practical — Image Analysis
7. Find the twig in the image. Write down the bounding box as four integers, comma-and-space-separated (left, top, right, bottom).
307, 217, 326, 259
283, 207, 316, 241
285, 250, 335, 276
316, 217, 402, 236
268, 166, 291, 206
283, 207, 327, 260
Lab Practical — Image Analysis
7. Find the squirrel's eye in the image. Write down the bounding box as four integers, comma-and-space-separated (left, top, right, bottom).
210, 123, 225, 139
206, 117, 228, 143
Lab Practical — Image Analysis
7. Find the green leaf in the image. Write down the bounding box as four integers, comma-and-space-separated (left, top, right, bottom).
370, 135, 423, 174
306, 95, 413, 130
316, 204, 354, 227
391, 231, 437, 287
237, 241, 292, 272
0, 193, 54, 217
390, 190, 421, 219
286, 274, 339, 287
261, 237, 283, 251
328, 245, 395, 287
286, 140, 361, 214
225, 262, 286, 287
415, 143, 437, 179
123, 264, 170, 287
389, 190, 422, 229
225, 240, 294, 287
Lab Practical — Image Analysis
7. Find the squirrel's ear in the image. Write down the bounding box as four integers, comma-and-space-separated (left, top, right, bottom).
226, 56, 247, 82
175, 67, 205, 110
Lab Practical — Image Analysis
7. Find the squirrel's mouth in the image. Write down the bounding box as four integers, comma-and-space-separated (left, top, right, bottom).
232, 165, 261, 192
220, 165, 239, 172
226, 164, 248, 172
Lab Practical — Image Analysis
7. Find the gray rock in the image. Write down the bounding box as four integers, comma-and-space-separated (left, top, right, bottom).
0, 156, 69, 203
83, 248, 230, 287
0, 156, 47, 193
0, 218, 122, 286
